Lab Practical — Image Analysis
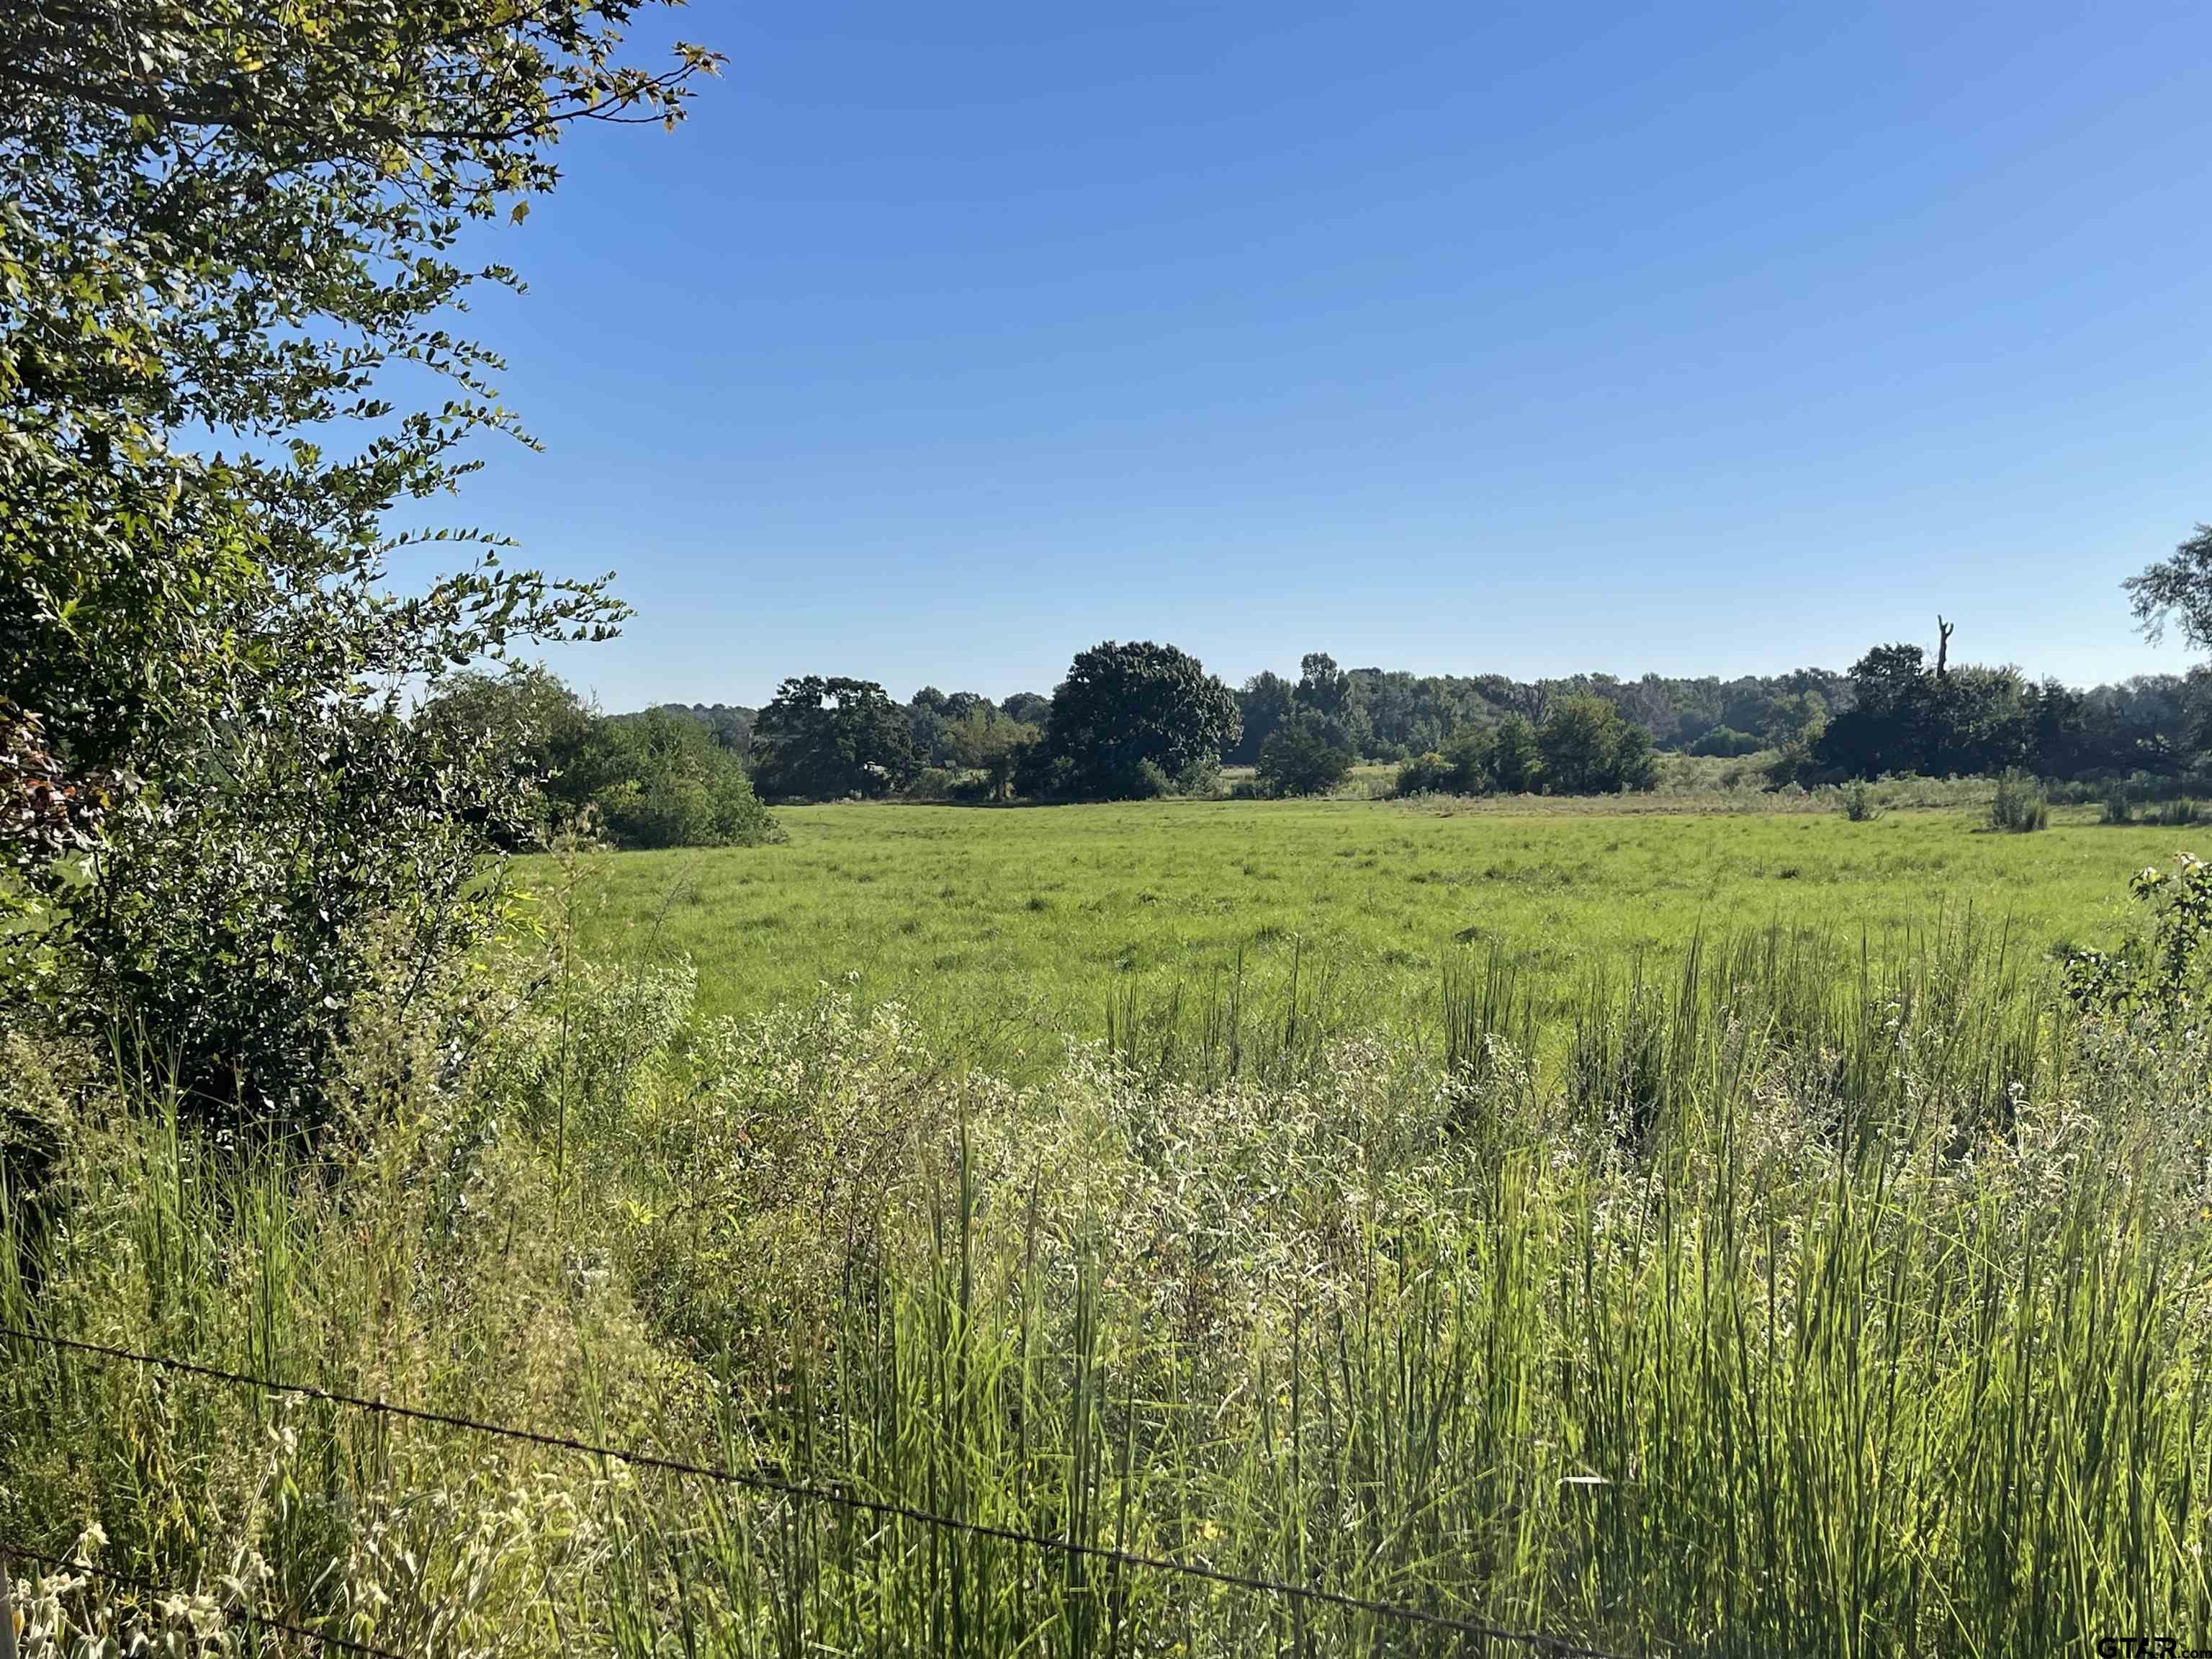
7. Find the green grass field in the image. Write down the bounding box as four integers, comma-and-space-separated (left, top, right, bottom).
545, 797, 2203, 1070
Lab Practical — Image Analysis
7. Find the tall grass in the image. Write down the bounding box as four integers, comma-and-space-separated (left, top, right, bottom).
1990, 768, 2050, 833
4, 902, 2208, 1655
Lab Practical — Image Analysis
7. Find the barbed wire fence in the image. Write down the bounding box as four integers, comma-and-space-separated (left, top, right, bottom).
0, 1324, 1635, 1659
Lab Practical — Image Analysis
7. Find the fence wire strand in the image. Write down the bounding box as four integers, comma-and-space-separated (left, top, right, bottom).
4, 1323, 1632, 1658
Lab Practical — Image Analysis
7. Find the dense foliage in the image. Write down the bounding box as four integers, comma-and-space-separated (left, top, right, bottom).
1028, 640, 1240, 800
416, 668, 773, 850
0, 0, 711, 1123
1394, 698, 1654, 796
902, 686, 999, 767
653, 702, 757, 754
587, 709, 774, 848
1395, 729, 1491, 796
1686, 724, 1764, 757
1227, 630, 2212, 786
1255, 709, 1357, 796
1226, 660, 1850, 763
944, 708, 1041, 800
1806, 642, 2207, 783
751, 676, 918, 800
1533, 694, 1658, 793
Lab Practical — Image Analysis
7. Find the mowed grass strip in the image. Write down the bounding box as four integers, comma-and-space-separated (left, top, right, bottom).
537, 798, 2205, 1069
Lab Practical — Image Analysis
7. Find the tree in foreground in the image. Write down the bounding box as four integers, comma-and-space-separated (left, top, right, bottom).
1256, 711, 1357, 796
0, 0, 716, 1125
1031, 641, 1240, 799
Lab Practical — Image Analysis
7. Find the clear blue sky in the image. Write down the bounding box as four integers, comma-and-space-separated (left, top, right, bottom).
441, 1, 2212, 709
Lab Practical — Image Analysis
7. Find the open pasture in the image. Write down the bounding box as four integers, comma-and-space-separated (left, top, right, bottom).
547, 797, 2201, 1067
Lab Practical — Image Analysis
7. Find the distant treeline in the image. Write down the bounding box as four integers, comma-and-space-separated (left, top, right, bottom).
616, 637, 2212, 805
416, 626, 2212, 847
646, 657, 1848, 774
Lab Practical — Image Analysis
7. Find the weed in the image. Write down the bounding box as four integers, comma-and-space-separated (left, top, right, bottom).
1990, 768, 2049, 832
1840, 778, 1882, 821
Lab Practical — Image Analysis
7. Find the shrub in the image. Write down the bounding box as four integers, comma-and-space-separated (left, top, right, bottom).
902, 767, 958, 802
1529, 698, 1658, 795
588, 709, 776, 849
2064, 853, 2212, 1025
417, 674, 777, 852
1840, 779, 1882, 822
1398, 727, 1498, 797
1688, 725, 1763, 757
1395, 750, 1455, 796
1256, 712, 1356, 797
415, 665, 606, 848
1174, 756, 1224, 799
1130, 758, 1177, 799
1990, 768, 2049, 832
2102, 783, 2134, 825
